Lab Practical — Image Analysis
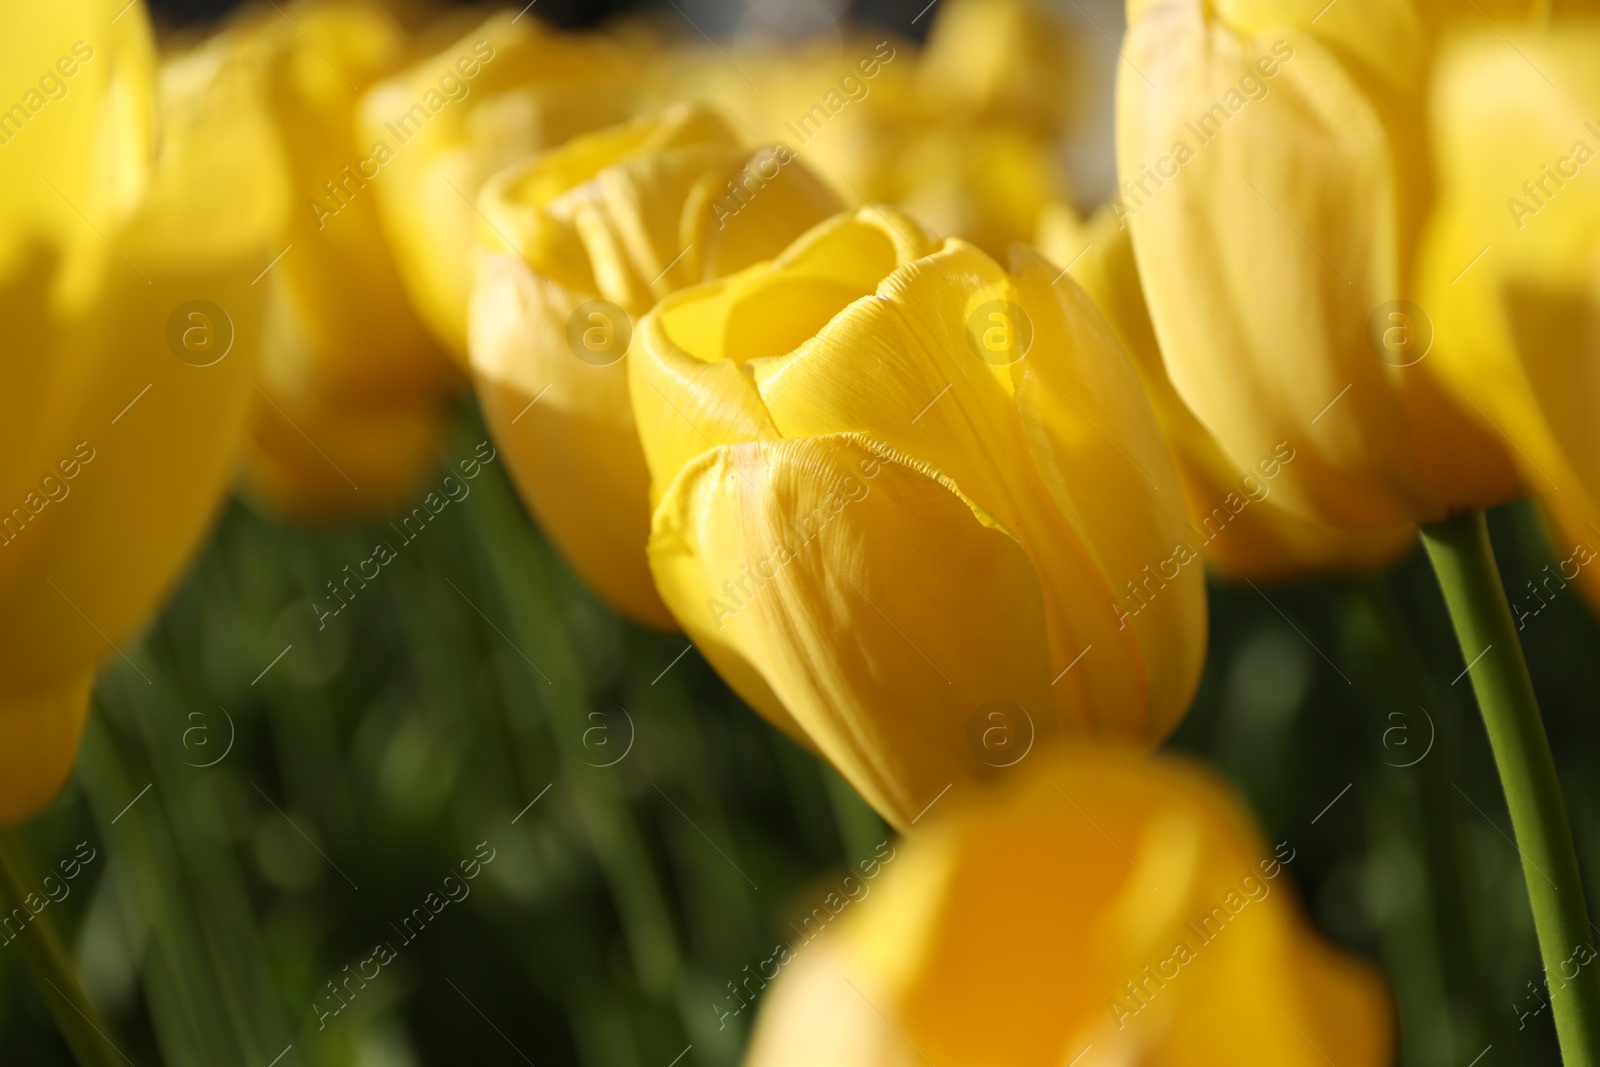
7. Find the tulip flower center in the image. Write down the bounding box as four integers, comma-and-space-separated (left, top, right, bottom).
657, 217, 903, 365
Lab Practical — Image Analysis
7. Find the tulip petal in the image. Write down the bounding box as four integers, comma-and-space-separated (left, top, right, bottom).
744, 749, 1394, 1067
0, 24, 276, 747
1420, 27, 1600, 526
734, 216, 1194, 738
632, 212, 929, 504
244, 388, 443, 522
1121, 4, 1517, 525
471, 105, 841, 628
0, 0, 155, 291
472, 245, 673, 628
1054, 204, 1415, 580
649, 433, 1055, 830
257, 2, 452, 406
360, 13, 640, 359
0, 670, 94, 826
1122, 14, 1407, 522
1007, 243, 1206, 734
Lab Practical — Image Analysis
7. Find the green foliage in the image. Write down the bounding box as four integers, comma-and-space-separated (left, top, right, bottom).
3, 406, 1598, 1066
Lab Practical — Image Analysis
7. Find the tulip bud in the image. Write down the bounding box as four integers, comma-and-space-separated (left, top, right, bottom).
1041, 203, 1415, 580
0, 8, 284, 822
1418, 24, 1600, 618
469, 105, 842, 628
1118, 0, 1521, 528
239, 1, 457, 519
633, 207, 1206, 829
359, 12, 642, 362
744, 748, 1393, 1067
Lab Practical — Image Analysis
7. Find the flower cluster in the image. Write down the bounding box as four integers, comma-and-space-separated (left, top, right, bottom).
9, 0, 1600, 1063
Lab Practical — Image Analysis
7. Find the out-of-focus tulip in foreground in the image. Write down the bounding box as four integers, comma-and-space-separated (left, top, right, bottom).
1419, 21, 1600, 619
1041, 204, 1415, 581
469, 105, 841, 628
634, 207, 1206, 829
240, 0, 457, 518
0, 2, 283, 823
1118, 0, 1523, 529
743, 748, 1394, 1067
361, 10, 640, 362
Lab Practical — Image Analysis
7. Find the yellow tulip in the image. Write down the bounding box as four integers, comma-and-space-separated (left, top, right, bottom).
1539, 503, 1600, 626
915, 0, 1078, 138
1417, 22, 1600, 620
658, 22, 1067, 261
0, 6, 284, 823
891, 0, 1077, 257
742, 747, 1393, 1067
242, 319, 444, 519
359, 11, 641, 362
633, 207, 1206, 829
1117, 0, 1526, 528
469, 105, 842, 629
653, 30, 920, 153
237, 0, 456, 519
867, 122, 1069, 263
1041, 203, 1415, 580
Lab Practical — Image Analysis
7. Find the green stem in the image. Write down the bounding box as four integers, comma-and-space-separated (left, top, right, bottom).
1420, 510, 1600, 1064
0, 830, 127, 1067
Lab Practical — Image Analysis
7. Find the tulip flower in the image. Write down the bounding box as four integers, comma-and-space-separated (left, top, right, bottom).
1536, 504, 1600, 628
239, 1, 457, 518
241, 336, 444, 518
914, 0, 1078, 139
867, 123, 1070, 262
633, 207, 1206, 829
1117, 0, 1523, 528
660, 4, 1072, 261
469, 105, 842, 629
359, 11, 641, 362
0, 5, 284, 823
1419, 25, 1600, 622
1040, 204, 1414, 580
894, 0, 1083, 253
1408, 24, 1600, 1062
743, 747, 1393, 1067
688, 32, 921, 142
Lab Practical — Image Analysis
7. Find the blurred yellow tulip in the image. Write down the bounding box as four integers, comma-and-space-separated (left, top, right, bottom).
865, 122, 1069, 263
359, 11, 641, 362
1418, 22, 1600, 619
1118, 0, 1526, 528
893, 0, 1077, 257
469, 105, 841, 628
243, 300, 444, 517
658, 12, 1070, 261
1537, 503, 1600, 627
0, 4, 285, 823
651, 27, 918, 152
240, 0, 458, 519
1041, 204, 1415, 580
743, 747, 1393, 1067
633, 207, 1206, 829
915, 0, 1078, 138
